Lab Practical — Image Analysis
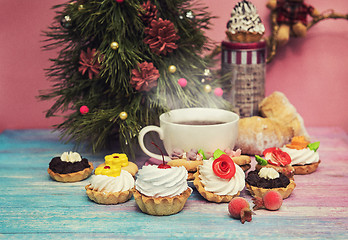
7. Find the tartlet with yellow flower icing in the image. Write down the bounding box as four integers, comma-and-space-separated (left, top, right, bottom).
96, 153, 138, 177
48, 151, 94, 183
85, 153, 135, 204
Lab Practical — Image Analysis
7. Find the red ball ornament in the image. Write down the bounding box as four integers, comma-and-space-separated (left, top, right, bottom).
116, 0, 124, 3
214, 87, 223, 97
178, 78, 187, 87
79, 105, 89, 115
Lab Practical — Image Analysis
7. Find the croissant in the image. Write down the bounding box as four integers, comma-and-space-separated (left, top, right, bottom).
236, 91, 308, 155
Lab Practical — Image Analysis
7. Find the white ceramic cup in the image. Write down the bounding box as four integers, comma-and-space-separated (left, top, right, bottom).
138, 108, 239, 162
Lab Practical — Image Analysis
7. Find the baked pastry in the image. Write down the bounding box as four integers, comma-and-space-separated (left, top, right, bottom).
281, 136, 320, 175
96, 153, 138, 177
167, 149, 204, 180
245, 167, 296, 199
236, 91, 309, 155
193, 154, 245, 203
254, 147, 294, 180
259, 91, 309, 138
134, 164, 192, 216
236, 116, 293, 155
226, 0, 265, 43
48, 151, 93, 182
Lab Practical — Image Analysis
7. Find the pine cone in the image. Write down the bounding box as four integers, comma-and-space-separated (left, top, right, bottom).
144, 18, 180, 55
139, 0, 158, 25
130, 62, 160, 92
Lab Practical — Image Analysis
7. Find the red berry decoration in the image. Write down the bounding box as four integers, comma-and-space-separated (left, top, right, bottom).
151, 142, 171, 169
116, 0, 124, 3
212, 154, 236, 179
228, 197, 253, 224
79, 105, 89, 115
263, 147, 291, 166
252, 190, 283, 211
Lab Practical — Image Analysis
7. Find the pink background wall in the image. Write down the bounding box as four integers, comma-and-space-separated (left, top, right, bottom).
1, 0, 347, 133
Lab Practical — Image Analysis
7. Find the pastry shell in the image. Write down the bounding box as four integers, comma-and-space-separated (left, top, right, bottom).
133, 187, 192, 216
226, 30, 263, 43
47, 162, 94, 183
293, 161, 320, 175
245, 180, 296, 199
193, 171, 240, 203
85, 185, 133, 205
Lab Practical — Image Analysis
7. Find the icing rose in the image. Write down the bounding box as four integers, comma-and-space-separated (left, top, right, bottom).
281, 147, 319, 166
135, 165, 189, 198
60, 151, 82, 163
226, 0, 265, 34
258, 167, 280, 180
89, 170, 134, 193
198, 158, 245, 196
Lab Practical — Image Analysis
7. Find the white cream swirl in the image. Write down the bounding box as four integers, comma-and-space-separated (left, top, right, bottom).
258, 167, 279, 180
60, 151, 82, 163
281, 147, 319, 165
89, 170, 134, 193
227, 0, 265, 34
198, 158, 245, 196
135, 165, 189, 198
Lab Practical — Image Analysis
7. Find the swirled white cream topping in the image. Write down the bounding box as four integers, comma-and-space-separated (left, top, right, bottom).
258, 167, 279, 180
60, 151, 82, 163
227, 0, 265, 34
135, 165, 189, 198
281, 147, 319, 166
198, 158, 245, 196
89, 170, 134, 193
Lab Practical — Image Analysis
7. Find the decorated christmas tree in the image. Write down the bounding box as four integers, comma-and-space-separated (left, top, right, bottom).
40, 0, 229, 156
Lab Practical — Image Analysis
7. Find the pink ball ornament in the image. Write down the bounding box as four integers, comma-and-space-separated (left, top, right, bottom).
178, 78, 187, 87
214, 87, 223, 97
116, 0, 124, 3
79, 105, 89, 115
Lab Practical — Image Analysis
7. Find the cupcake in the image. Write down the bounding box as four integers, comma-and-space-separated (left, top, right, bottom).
48, 151, 93, 182
245, 167, 296, 199
134, 164, 192, 216
226, 0, 265, 42
193, 154, 245, 203
85, 156, 134, 205
167, 148, 204, 180
255, 147, 295, 180
281, 136, 320, 175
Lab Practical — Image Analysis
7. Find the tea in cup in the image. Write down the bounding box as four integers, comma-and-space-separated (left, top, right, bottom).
138, 108, 239, 161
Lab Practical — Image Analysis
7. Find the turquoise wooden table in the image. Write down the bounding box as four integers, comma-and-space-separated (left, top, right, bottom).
1, 127, 348, 239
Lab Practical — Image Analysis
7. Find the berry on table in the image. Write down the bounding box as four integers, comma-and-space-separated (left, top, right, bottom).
228, 197, 253, 224
252, 190, 283, 211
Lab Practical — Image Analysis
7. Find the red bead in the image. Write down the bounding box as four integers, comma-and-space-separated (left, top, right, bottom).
116, 0, 124, 3
79, 105, 89, 115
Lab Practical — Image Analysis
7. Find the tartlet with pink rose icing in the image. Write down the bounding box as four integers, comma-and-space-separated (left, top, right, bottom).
193, 150, 245, 203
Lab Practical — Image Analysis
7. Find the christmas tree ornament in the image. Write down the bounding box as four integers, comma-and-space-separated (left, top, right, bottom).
119, 111, 128, 120
60, 15, 72, 29
116, 0, 124, 3
214, 87, 224, 97
110, 41, 119, 50
179, 10, 195, 20
201, 78, 206, 83
144, 18, 180, 55
140, 0, 158, 25
78, 5, 84, 11
130, 62, 160, 92
78, 48, 103, 79
168, 65, 176, 73
204, 84, 212, 93
178, 78, 187, 87
80, 105, 89, 115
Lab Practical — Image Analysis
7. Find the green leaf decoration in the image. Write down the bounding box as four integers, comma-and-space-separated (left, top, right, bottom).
255, 155, 268, 166
308, 141, 320, 152
213, 149, 226, 160
198, 149, 207, 160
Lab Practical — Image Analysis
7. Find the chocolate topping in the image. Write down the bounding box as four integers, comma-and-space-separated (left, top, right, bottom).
246, 170, 290, 189
49, 157, 90, 174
